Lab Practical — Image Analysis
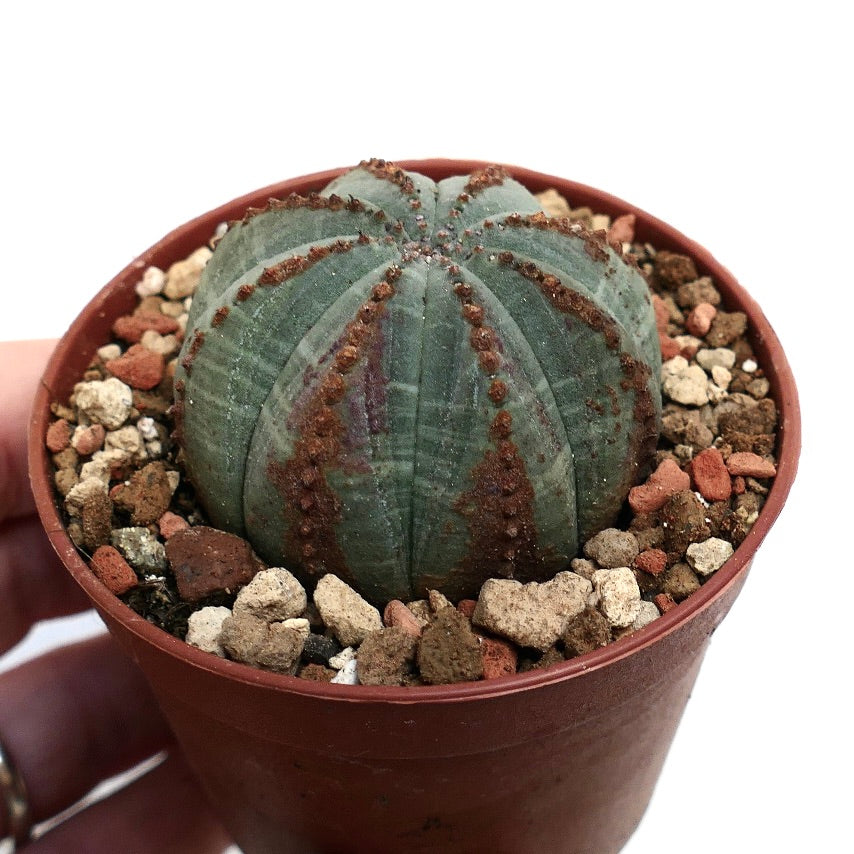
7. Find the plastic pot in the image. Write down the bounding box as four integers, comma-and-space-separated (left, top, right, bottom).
28, 160, 800, 854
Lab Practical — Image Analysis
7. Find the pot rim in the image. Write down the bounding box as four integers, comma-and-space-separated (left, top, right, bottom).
28, 158, 801, 704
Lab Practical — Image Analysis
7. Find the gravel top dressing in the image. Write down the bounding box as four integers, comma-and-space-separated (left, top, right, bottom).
45, 185, 778, 687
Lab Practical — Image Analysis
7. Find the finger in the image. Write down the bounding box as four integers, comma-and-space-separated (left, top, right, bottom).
0, 339, 58, 524
0, 634, 175, 840
0, 515, 91, 655
26, 751, 231, 854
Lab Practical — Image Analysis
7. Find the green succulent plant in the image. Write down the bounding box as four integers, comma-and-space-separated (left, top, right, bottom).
174, 159, 661, 605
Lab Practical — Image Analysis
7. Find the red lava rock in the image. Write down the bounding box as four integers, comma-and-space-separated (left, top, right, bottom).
726, 452, 777, 478
89, 545, 137, 595
732, 475, 747, 495
106, 344, 165, 390
158, 511, 190, 540
112, 312, 180, 344
651, 294, 670, 333
659, 333, 682, 360
73, 423, 106, 456
607, 213, 635, 245
633, 548, 667, 576
480, 636, 518, 680
45, 419, 71, 452
685, 302, 717, 337
653, 592, 677, 614
457, 599, 477, 619
629, 459, 691, 514
383, 599, 424, 638
690, 448, 733, 502
166, 525, 265, 602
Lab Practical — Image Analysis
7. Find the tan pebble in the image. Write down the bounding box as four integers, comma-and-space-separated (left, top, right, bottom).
606, 213, 635, 245
428, 588, 453, 612
97, 343, 122, 362
685, 302, 717, 337
71, 423, 106, 456
536, 188, 571, 218
157, 511, 189, 540
163, 247, 212, 299
383, 599, 425, 637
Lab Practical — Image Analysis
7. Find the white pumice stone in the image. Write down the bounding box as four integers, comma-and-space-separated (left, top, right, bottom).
135, 265, 165, 297
592, 568, 641, 628
328, 647, 357, 670
695, 347, 737, 371
233, 568, 307, 623
686, 537, 734, 576
74, 377, 133, 429
186, 606, 232, 657
472, 572, 592, 652
331, 658, 359, 685
661, 356, 710, 406
314, 575, 382, 647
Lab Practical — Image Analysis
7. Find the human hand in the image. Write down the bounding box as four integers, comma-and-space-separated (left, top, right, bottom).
0, 340, 232, 853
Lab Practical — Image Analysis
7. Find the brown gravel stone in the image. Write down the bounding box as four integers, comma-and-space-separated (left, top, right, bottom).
417, 608, 483, 685
80, 488, 112, 551
607, 213, 635, 245
298, 663, 336, 682
660, 562, 701, 602
46, 419, 71, 452
562, 607, 612, 658
676, 276, 721, 308
89, 545, 138, 595
661, 406, 715, 451
357, 627, 418, 686
106, 344, 165, 391
660, 491, 711, 555
112, 461, 173, 525
166, 525, 264, 602
705, 311, 748, 347
653, 251, 698, 290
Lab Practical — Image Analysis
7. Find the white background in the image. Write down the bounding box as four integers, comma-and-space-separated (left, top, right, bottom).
1, 2, 849, 851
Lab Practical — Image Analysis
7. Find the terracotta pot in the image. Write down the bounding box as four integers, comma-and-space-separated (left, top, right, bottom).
28, 160, 800, 854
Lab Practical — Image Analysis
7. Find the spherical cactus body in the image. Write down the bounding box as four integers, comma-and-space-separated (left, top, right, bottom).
174, 160, 661, 604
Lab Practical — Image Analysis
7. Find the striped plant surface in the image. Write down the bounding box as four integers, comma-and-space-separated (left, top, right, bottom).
174, 160, 661, 604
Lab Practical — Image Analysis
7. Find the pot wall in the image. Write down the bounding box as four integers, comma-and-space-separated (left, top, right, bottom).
30, 160, 799, 854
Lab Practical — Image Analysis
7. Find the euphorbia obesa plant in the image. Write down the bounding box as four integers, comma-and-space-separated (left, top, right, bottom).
174, 159, 661, 604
